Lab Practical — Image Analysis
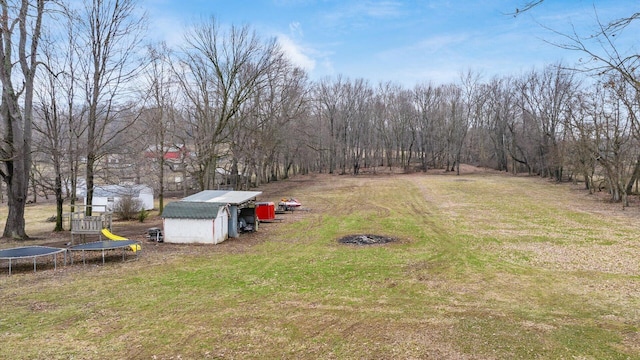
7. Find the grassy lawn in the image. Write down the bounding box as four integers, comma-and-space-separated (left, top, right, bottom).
0, 172, 639, 359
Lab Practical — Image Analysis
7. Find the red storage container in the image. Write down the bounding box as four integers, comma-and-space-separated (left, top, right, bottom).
255, 202, 275, 221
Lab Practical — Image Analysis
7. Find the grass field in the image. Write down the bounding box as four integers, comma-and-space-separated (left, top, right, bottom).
0, 171, 639, 359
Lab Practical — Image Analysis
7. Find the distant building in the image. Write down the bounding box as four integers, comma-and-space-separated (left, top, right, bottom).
78, 184, 155, 211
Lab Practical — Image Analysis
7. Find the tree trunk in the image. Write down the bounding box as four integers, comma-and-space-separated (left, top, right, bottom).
158, 155, 165, 213
4, 197, 27, 239
85, 152, 96, 216
54, 164, 64, 232
2, 94, 31, 239
625, 155, 640, 195
0, 0, 45, 239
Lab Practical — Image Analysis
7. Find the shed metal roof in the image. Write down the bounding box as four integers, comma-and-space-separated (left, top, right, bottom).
93, 184, 152, 197
161, 201, 225, 219
77, 184, 152, 198
182, 190, 262, 204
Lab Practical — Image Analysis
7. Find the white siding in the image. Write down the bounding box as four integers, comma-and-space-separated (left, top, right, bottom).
137, 192, 155, 210
164, 218, 214, 244
89, 196, 111, 211
163, 207, 229, 244
82, 185, 155, 211
213, 208, 229, 244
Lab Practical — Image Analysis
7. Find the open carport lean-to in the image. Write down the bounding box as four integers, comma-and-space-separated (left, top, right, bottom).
0, 246, 67, 275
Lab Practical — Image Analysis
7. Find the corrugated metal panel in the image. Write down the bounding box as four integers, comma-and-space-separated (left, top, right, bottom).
182, 190, 228, 202
161, 201, 224, 219
182, 190, 262, 204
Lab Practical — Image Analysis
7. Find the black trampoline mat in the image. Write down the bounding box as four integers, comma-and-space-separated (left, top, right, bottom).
69, 240, 138, 251
0, 246, 66, 260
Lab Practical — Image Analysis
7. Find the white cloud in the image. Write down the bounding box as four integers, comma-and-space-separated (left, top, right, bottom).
318, 57, 336, 78
361, 1, 404, 18
148, 16, 187, 48
277, 34, 316, 71
415, 34, 469, 53
289, 21, 304, 37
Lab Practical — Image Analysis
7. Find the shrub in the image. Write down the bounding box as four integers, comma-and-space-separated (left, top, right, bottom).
138, 208, 149, 223
114, 196, 142, 221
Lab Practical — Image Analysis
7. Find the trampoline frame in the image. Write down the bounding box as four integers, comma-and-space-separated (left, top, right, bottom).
0, 246, 67, 275
68, 240, 140, 265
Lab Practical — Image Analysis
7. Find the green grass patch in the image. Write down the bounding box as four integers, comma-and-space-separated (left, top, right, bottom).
1, 173, 639, 359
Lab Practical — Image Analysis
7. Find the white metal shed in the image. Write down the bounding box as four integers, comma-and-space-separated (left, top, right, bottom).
80, 184, 154, 211
162, 190, 262, 244
162, 202, 229, 244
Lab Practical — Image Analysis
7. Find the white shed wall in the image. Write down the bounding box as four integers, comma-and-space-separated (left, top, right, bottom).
136, 193, 155, 210
88, 196, 111, 211
86, 194, 154, 211
213, 209, 229, 243
163, 218, 214, 244
163, 208, 228, 244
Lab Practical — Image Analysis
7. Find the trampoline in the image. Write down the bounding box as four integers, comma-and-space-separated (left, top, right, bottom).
0, 246, 67, 275
68, 240, 140, 265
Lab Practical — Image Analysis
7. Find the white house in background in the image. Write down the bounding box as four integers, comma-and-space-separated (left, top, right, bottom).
78, 184, 155, 211
161, 190, 261, 244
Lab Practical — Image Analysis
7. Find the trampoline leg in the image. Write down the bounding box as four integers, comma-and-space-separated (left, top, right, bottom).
33, 257, 37, 273
82, 250, 86, 265
9, 259, 12, 275
102, 249, 105, 265
54, 253, 57, 271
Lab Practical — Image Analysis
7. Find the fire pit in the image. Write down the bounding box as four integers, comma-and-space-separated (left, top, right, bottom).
338, 234, 395, 246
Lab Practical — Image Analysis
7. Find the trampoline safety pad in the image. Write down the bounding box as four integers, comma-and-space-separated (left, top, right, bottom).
68, 240, 140, 265
0, 246, 67, 275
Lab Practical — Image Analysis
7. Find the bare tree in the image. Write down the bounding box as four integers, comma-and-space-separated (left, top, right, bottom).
452, 70, 484, 175
590, 84, 636, 204
273, 68, 311, 180
440, 84, 465, 173
141, 43, 179, 212
565, 89, 598, 192
475, 77, 517, 171
413, 83, 443, 171
314, 76, 346, 174
0, 0, 46, 239
236, 62, 309, 186
374, 82, 403, 170
516, 65, 577, 180
76, 0, 146, 215
345, 79, 373, 175
381, 83, 416, 171
54, 2, 87, 215
175, 17, 283, 190
33, 33, 70, 231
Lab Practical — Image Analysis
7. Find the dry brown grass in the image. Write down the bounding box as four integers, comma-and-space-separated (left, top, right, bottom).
0, 202, 59, 241
1, 168, 639, 359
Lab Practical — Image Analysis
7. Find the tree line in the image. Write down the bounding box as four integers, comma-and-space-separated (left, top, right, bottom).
1, 0, 638, 238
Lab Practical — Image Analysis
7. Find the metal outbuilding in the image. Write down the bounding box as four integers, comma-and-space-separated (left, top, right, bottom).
78, 184, 155, 211
161, 190, 262, 244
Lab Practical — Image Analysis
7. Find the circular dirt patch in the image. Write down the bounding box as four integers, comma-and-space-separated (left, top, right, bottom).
338, 234, 395, 246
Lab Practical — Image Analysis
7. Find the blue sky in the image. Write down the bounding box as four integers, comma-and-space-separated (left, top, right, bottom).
143, 1, 638, 86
